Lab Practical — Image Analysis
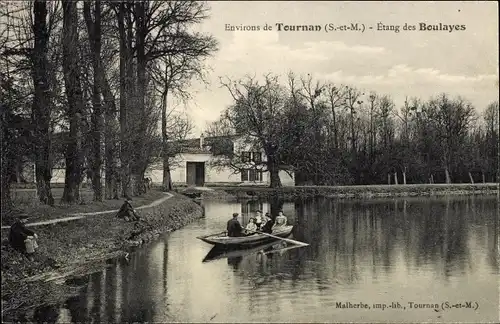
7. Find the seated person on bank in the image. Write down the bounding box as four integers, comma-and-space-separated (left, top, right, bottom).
273, 211, 288, 228
227, 213, 244, 237
116, 200, 140, 221
244, 218, 258, 235
260, 213, 273, 234
9, 218, 39, 260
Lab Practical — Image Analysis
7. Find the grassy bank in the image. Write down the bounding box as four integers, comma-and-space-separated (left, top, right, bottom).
4, 188, 168, 225
1, 192, 203, 321
201, 183, 499, 200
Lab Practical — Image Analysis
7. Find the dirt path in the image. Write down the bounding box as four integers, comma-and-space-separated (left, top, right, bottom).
1, 192, 173, 229
189, 186, 214, 191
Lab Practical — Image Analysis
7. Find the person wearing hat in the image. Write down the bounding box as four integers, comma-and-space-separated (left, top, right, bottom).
255, 210, 263, 230
9, 217, 39, 261
260, 212, 274, 234
227, 213, 244, 237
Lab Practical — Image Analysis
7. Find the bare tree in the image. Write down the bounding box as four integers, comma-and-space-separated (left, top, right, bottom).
113, 2, 132, 198
150, 110, 194, 180
426, 94, 476, 183
83, 0, 104, 201
111, 1, 217, 196
483, 101, 499, 183
150, 29, 217, 190
326, 83, 347, 150
60, 0, 85, 203
215, 74, 299, 188
32, 0, 55, 205
344, 86, 363, 155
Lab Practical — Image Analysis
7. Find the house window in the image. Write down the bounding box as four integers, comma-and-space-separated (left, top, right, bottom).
241, 151, 251, 163
240, 168, 248, 181
240, 168, 263, 182
249, 169, 257, 181
242, 201, 263, 215
242, 151, 262, 163
249, 169, 263, 182
252, 152, 262, 163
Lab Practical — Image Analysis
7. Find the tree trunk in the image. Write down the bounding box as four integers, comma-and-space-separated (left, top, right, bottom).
269, 196, 284, 219
269, 167, 282, 188
131, 1, 147, 197
369, 101, 374, 162
102, 76, 119, 199
387, 174, 391, 185
83, 0, 103, 201
117, 3, 131, 199
61, 0, 84, 203
394, 172, 398, 185
162, 158, 173, 191
444, 167, 451, 184
129, 173, 137, 196
130, 172, 145, 196
32, 0, 54, 206
162, 140, 173, 191
1, 107, 14, 213
402, 167, 407, 185
482, 172, 486, 184
332, 107, 338, 150
267, 155, 282, 188
468, 172, 474, 184
350, 107, 356, 154
15, 163, 21, 183
430, 174, 434, 184
161, 63, 173, 191
0, 176, 12, 216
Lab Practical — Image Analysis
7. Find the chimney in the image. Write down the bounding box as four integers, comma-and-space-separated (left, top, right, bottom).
200, 133, 204, 149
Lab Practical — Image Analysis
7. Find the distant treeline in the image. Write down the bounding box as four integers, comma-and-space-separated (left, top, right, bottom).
207, 73, 499, 187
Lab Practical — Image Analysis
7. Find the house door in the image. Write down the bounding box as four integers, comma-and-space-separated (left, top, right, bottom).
186, 162, 205, 186
195, 162, 205, 186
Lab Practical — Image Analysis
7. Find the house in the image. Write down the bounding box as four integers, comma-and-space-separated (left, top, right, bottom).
146, 134, 295, 187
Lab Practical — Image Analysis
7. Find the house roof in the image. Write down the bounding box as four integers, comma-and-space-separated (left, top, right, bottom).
172, 135, 238, 146
168, 135, 239, 154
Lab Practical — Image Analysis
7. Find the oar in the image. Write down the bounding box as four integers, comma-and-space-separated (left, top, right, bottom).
196, 231, 226, 239
249, 229, 309, 247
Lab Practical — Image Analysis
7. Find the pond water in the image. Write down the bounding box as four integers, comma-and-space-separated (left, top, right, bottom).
42, 196, 499, 323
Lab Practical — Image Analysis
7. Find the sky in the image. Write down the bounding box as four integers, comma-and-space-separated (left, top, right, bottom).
182, 1, 499, 137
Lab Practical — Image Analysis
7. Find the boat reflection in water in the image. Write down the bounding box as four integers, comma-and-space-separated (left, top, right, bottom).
203, 240, 305, 264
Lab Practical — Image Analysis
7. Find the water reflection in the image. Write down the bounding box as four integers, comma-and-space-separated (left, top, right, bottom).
227, 256, 243, 270
203, 240, 304, 264
294, 197, 497, 282
55, 239, 173, 322
50, 196, 497, 323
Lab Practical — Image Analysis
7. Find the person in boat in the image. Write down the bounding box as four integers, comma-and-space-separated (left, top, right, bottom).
9, 218, 39, 261
260, 213, 273, 234
244, 217, 258, 235
227, 213, 244, 237
255, 210, 263, 230
273, 211, 288, 228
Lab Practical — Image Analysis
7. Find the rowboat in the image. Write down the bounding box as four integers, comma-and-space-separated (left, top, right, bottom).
197, 225, 294, 247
